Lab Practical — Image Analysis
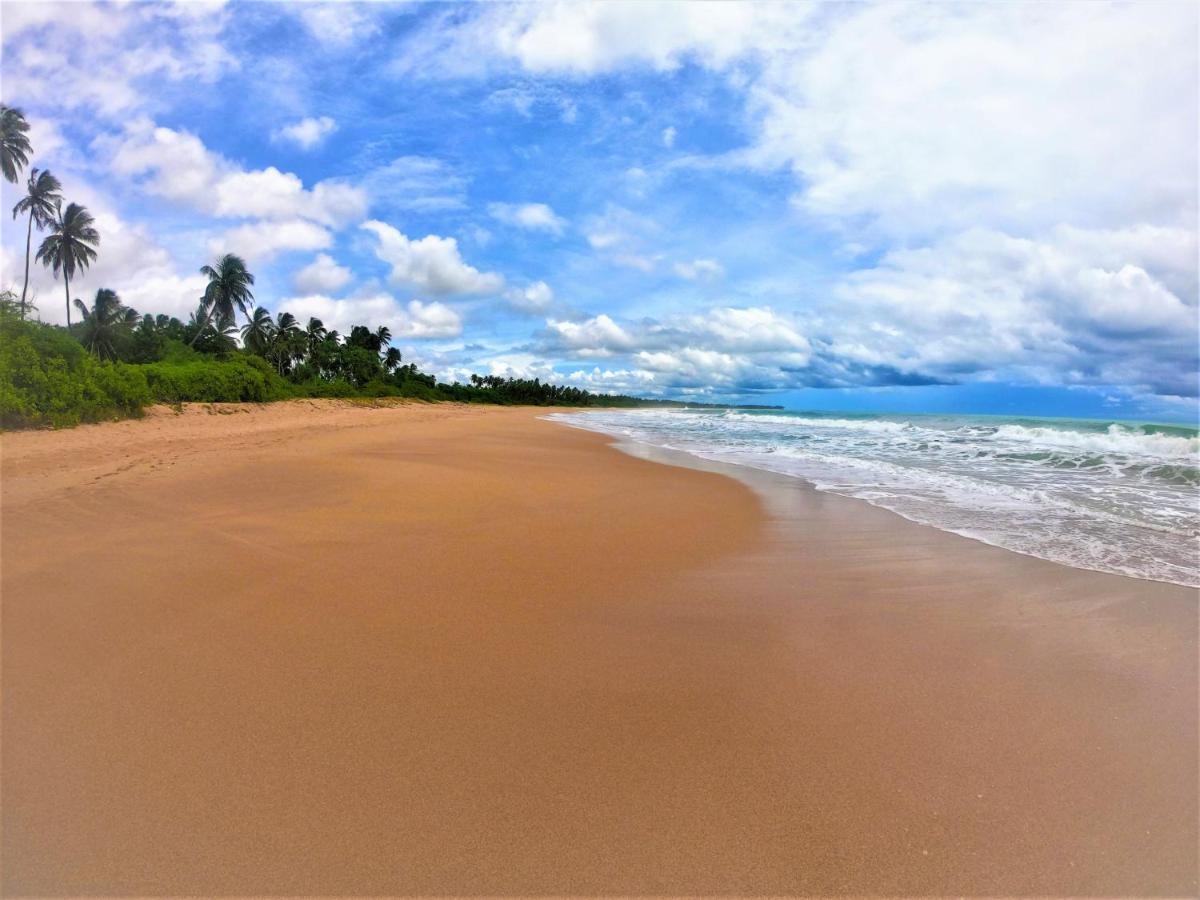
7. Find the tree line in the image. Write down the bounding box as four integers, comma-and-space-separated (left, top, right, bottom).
1, 104, 773, 426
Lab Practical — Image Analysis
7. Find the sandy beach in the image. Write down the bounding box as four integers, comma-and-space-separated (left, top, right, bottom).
1, 401, 1196, 896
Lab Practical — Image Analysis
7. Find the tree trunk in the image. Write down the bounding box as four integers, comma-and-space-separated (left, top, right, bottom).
64, 268, 71, 329
20, 213, 32, 319
189, 300, 215, 347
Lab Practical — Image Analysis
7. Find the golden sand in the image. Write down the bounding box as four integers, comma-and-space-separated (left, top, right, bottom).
2, 401, 1195, 895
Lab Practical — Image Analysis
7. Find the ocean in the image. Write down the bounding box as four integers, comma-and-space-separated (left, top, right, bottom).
551, 408, 1200, 588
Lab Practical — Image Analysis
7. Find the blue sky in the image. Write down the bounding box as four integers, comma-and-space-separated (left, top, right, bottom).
1, 1, 1197, 421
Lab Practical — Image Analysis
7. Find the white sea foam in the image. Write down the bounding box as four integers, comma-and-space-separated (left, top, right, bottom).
551, 408, 1200, 587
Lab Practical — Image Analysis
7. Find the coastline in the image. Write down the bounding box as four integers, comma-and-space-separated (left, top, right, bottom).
2, 401, 1196, 895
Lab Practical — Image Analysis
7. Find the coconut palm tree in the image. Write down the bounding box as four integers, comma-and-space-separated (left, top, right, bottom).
35, 202, 99, 329
383, 346, 402, 373
240, 305, 275, 355
267, 311, 304, 374
375, 325, 392, 349
192, 253, 254, 346
12, 168, 63, 317
0, 105, 31, 184
305, 317, 327, 357
187, 301, 237, 352
74, 288, 137, 360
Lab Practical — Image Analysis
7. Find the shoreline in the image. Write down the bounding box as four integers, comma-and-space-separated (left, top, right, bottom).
2, 401, 1196, 895
551, 409, 1200, 591
597, 422, 1199, 591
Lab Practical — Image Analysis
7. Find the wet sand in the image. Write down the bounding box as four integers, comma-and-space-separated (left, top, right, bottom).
1, 401, 1196, 896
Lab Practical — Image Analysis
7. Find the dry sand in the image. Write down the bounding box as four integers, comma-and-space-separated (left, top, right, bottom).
1, 400, 1196, 896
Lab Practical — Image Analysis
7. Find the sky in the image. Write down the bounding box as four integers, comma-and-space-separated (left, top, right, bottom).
0, 0, 1197, 422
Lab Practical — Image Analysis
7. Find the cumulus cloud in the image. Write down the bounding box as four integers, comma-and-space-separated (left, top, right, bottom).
1, 2, 234, 119
272, 115, 337, 150
209, 219, 331, 262
749, 3, 1198, 240
488, 1, 800, 74
661, 125, 677, 148
361, 220, 504, 295
505, 281, 555, 314
0, 194, 205, 326
394, 299, 463, 338
488, 202, 567, 235
106, 120, 367, 226
539, 305, 811, 392
465, 1, 1197, 398
822, 226, 1198, 395
279, 293, 463, 340
543, 314, 638, 358
292, 253, 353, 294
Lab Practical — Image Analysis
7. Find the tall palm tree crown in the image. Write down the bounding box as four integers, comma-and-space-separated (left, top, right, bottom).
0, 105, 31, 184
267, 312, 305, 374
74, 288, 137, 360
35, 202, 99, 329
305, 317, 327, 356
192, 253, 255, 345
12, 168, 63, 317
241, 305, 275, 354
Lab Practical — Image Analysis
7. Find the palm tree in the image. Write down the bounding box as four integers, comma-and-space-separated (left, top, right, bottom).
35, 202, 99, 329
192, 253, 254, 346
375, 325, 392, 349
12, 168, 63, 318
240, 305, 275, 355
305, 317, 327, 358
268, 311, 303, 374
74, 288, 137, 360
383, 346, 402, 373
187, 301, 237, 352
0, 105, 31, 184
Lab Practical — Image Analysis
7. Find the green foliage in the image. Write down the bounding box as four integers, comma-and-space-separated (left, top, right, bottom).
2, 276, 772, 429
0, 304, 149, 428
140, 355, 292, 404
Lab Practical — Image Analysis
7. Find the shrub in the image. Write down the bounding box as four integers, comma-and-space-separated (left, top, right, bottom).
0, 310, 151, 428
140, 356, 293, 404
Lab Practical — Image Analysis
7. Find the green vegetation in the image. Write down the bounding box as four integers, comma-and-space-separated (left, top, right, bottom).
0, 104, 777, 430
0, 294, 740, 429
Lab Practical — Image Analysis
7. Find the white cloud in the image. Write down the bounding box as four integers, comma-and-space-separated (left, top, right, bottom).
488, 202, 567, 235
272, 115, 337, 150
823, 226, 1198, 395
488, 2, 802, 75
280, 292, 462, 340
543, 314, 636, 357
210, 220, 331, 262
394, 299, 463, 338
107, 120, 367, 226
0, 2, 234, 119
292, 253, 353, 294
536, 305, 812, 392
661, 125, 677, 148
360, 156, 468, 213
0, 195, 206, 326
484, 84, 578, 122
296, 3, 382, 46
673, 258, 723, 280
748, 3, 1198, 240
504, 281, 554, 314
361, 220, 504, 295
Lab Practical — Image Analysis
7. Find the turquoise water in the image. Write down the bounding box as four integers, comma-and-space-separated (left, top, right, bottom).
553, 408, 1200, 587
